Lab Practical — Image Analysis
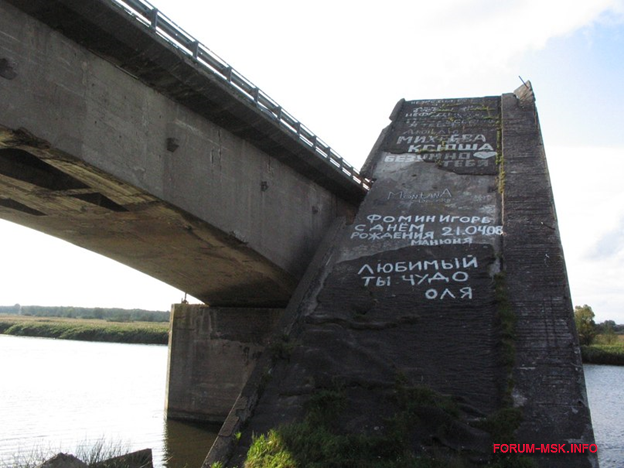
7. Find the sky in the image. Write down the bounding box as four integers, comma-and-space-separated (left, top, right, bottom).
1, 0, 623, 322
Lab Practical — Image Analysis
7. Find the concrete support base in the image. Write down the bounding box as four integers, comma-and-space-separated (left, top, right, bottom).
165, 304, 282, 423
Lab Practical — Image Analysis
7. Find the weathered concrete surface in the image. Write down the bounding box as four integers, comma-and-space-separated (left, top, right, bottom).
205, 91, 596, 467
0, 0, 358, 306
204, 218, 347, 465
502, 84, 597, 467
166, 305, 282, 423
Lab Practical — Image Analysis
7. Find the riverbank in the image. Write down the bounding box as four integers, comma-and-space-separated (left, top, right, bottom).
581, 344, 624, 366
0, 314, 168, 345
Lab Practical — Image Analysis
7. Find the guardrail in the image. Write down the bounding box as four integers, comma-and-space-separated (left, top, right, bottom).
108, 0, 370, 191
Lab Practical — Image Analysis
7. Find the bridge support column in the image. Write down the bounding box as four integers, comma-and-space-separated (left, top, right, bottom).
165, 304, 282, 423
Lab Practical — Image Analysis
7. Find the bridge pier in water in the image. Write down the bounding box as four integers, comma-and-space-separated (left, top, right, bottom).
166, 305, 282, 424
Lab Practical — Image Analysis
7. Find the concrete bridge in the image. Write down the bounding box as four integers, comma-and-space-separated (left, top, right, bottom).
1, 1, 597, 467
0, 0, 366, 307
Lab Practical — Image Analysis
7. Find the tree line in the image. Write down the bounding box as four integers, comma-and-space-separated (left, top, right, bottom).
0, 304, 170, 322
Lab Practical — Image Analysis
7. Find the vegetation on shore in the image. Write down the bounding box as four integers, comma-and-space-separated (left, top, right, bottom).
0, 304, 169, 322
581, 344, 624, 366
574, 304, 624, 365
0, 314, 169, 345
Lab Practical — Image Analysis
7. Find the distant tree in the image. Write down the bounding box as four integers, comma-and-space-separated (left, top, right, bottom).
0, 304, 20, 315
574, 305, 597, 346
597, 320, 618, 345
596, 319, 614, 333
110, 310, 131, 322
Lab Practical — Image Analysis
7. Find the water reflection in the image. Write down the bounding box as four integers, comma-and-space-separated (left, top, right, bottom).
0, 335, 219, 468
163, 419, 220, 468
584, 364, 624, 468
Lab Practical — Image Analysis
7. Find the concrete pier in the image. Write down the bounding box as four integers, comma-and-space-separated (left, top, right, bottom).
205, 87, 597, 468
166, 305, 282, 423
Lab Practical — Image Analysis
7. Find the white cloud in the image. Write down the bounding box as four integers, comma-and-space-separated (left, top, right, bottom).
547, 145, 624, 322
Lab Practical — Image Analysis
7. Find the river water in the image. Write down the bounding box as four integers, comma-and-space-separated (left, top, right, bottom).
0, 335, 218, 468
0, 335, 621, 467
584, 364, 624, 468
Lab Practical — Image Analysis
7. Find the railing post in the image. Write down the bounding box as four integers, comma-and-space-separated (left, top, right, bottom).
224, 67, 233, 82
191, 41, 200, 60
149, 8, 158, 30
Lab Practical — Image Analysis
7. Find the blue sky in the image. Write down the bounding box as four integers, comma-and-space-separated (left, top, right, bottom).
1, 0, 623, 322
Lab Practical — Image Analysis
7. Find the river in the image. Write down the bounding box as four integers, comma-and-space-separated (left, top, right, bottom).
0, 335, 621, 467
0, 335, 218, 468
584, 364, 624, 468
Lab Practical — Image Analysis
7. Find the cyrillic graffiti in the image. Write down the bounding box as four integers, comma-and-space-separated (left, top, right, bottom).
356, 255, 478, 275
357, 255, 478, 300
387, 189, 452, 203
384, 130, 498, 167
384, 154, 494, 166
350, 214, 503, 244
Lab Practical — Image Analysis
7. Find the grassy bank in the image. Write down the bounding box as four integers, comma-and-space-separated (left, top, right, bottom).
581, 344, 624, 366
0, 314, 168, 345
580, 333, 624, 366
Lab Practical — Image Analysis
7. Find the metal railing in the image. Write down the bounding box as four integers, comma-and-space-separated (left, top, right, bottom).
108, 0, 370, 191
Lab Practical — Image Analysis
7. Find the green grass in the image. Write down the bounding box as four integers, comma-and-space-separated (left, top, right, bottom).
0, 314, 168, 345
243, 387, 452, 468
242, 384, 535, 468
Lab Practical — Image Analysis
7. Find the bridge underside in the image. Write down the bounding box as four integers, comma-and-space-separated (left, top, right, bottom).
0, 127, 295, 306
0, 0, 362, 307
